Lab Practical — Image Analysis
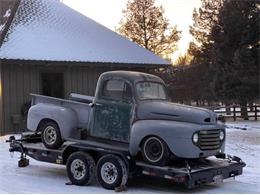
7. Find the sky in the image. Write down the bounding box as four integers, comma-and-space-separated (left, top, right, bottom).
62, 0, 201, 61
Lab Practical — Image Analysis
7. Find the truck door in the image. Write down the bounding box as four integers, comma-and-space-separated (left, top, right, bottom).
91, 79, 133, 142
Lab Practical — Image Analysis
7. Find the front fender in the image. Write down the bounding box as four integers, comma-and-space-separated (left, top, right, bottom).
129, 120, 225, 158
27, 103, 79, 139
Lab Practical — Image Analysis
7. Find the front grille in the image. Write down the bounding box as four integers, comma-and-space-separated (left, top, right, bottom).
198, 129, 221, 150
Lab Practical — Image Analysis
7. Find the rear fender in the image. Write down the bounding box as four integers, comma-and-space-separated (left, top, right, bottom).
27, 103, 78, 139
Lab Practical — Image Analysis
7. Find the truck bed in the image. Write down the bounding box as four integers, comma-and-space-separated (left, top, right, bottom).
30, 93, 92, 127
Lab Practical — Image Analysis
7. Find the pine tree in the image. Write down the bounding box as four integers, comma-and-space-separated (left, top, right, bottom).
117, 0, 181, 59
211, 0, 260, 119
190, 0, 223, 46
187, 0, 223, 104
175, 53, 192, 65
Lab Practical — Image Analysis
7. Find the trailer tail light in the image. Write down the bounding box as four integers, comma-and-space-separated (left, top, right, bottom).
142, 170, 156, 176
164, 175, 187, 183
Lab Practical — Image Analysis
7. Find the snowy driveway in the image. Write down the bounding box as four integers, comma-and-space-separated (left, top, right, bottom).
0, 121, 259, 193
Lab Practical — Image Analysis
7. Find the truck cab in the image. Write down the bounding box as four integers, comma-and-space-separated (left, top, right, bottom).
90, 71, 167, 142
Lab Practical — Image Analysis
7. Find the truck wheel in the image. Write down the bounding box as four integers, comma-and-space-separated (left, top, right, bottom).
40, 121, 63, 149
141, 136, 170, 166
66, 152, 95, 186
96, 154, 128, 190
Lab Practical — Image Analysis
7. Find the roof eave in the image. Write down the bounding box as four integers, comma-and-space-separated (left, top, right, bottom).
0, 58, 171, 68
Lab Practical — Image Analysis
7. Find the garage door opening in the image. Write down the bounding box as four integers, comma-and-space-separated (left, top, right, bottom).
41, 72, 64, 98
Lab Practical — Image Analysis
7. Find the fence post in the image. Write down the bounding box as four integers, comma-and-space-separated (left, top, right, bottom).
233, 106, 236, 121
255, 105, 257, 121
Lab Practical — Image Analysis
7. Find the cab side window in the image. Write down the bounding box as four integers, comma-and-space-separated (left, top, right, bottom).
101, 80, 132, 102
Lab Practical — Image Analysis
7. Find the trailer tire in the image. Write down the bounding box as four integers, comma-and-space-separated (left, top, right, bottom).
141, 136, 170, 166
40, 121, 63, 149
96, 154, 128, 190
66, 152, 95, 186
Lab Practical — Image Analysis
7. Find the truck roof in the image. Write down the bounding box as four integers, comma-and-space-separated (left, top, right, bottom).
100, 71, 165, 84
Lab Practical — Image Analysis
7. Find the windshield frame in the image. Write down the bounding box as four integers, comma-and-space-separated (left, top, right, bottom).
135, 81, 168, 101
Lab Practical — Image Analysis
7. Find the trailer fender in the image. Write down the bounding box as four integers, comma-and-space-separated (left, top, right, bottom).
27, 103, 78, 139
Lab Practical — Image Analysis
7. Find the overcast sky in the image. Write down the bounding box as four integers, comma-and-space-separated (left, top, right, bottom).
62, 0, 201, 61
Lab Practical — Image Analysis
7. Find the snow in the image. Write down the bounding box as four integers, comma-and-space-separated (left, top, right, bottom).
225, 121, 260, 189
0, 0, 169, 66
0, 23, 6, 32
3, 9, 11, 18
0, 121, 260, 193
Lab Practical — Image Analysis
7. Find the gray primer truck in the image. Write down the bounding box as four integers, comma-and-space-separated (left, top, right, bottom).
27, 71, 225, 165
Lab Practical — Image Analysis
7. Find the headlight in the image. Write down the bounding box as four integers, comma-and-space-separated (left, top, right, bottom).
193, 133, 199, 143
220, 131, 225, 140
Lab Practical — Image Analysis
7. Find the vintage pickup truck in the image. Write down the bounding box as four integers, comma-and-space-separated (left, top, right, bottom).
27, 71, 225, 165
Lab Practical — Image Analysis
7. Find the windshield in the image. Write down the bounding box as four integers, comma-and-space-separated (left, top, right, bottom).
136, 82, 167, 100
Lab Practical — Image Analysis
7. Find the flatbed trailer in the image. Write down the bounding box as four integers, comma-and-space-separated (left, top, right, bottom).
7, 132, 246, 191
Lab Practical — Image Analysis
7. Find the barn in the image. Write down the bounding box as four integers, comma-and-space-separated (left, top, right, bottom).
0, 0, 169, 135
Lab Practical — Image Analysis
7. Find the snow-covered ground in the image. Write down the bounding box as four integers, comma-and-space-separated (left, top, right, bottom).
0, 121, 259, 193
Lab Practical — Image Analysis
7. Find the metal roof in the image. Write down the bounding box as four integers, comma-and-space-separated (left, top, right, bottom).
0, 0, 170, 66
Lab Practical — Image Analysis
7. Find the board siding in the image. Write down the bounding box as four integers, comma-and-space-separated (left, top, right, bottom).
1, 63, 107, 134
2, 64, 40, 134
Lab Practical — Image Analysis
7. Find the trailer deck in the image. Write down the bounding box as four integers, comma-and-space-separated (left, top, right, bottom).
7, 133, 246, 190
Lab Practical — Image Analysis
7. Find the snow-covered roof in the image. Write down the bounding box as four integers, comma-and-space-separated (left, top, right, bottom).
0, 0, 170, 66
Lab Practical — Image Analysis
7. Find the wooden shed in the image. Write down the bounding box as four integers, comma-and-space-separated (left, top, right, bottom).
0, 0, 169, 135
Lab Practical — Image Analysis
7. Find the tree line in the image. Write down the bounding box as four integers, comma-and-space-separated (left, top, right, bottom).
117, 0, 259, 118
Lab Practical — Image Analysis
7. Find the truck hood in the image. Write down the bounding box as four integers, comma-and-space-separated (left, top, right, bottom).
137, 101, 217, 125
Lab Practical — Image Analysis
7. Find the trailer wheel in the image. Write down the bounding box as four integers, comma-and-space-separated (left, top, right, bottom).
66, 152, 95, 186
40, 121, 63, 149
141, 136, 170, 166
96, 154, 128, 190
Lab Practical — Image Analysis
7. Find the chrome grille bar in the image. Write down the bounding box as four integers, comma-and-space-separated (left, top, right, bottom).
198, 130, 221, 150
